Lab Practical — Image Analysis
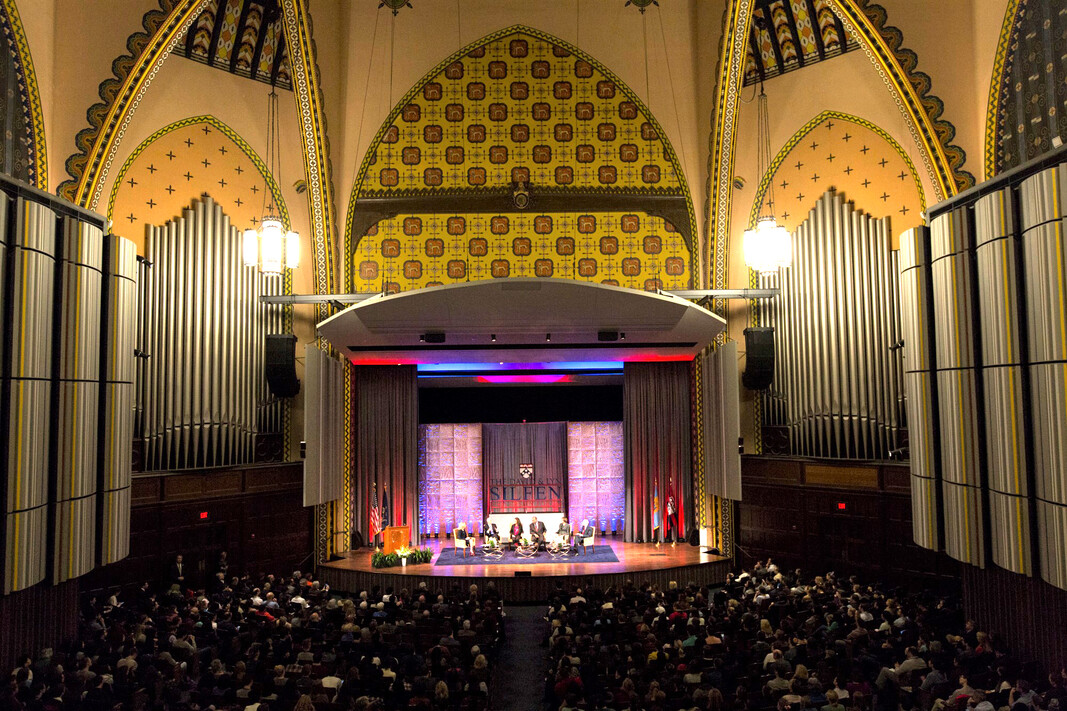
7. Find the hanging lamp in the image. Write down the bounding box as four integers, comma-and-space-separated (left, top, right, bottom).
243, 89, 299, 275
742, 83, 791, 276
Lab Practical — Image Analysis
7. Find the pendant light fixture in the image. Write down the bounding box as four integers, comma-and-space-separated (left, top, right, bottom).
243, 89, 299, 275
742, 83, 791, 276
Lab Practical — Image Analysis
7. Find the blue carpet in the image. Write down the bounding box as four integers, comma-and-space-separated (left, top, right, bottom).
434, 544, 619, 566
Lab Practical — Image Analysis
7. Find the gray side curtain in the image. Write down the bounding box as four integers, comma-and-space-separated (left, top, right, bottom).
483, 422, 567, 519
353, 365, 419, 542
624, 362, 692, 542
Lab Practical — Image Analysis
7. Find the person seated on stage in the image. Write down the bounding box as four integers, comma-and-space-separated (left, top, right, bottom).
485, 520, 500, 544
556, 516, 571, 542
575, 519, 595, 547
529, 516, 547, 549
456, 521, 472, 551
509, 517, 524, 547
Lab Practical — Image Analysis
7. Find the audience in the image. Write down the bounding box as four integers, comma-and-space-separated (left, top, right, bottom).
541, 561, 1064, 711
1, 565, 502, 711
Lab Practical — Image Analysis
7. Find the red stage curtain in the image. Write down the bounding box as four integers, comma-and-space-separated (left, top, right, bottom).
352, 365, 420, 543
624, 362, 692, 542
482, 422, 567, 524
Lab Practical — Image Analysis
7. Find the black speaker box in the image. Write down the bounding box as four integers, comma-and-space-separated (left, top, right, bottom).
514, 570, 532, 577
742, 327, 775, 390
266, 334, 301, 398
688, 528, 700, 546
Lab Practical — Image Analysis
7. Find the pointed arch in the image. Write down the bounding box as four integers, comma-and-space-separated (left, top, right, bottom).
343, 23, 696, 278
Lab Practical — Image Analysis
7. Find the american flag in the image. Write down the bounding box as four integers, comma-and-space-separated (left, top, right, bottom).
370, 483, 382, 538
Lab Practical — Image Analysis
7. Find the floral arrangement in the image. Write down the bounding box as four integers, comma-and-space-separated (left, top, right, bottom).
372, 547, 433, 568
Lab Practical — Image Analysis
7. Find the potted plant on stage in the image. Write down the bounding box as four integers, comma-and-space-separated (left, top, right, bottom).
397, 545, 411, 567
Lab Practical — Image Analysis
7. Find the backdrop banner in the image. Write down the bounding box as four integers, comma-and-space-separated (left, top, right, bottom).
483, 422, 567, 517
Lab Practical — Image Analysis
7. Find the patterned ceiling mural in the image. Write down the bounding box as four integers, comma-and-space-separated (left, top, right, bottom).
988, 0, 1067, 175
0, 0, 46, 188
750, 111, 925, 236
108, 115, 288, 251
743, 0, 859, 86
345, 25, 694, 295
351, 27, 685, 200
352, 211, 690, 294
178, 0, 292, 89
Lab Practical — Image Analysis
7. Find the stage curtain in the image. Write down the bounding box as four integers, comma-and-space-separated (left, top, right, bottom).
624, 362, 692, 542
353, 365, 420, 542
483, 422, 567, 523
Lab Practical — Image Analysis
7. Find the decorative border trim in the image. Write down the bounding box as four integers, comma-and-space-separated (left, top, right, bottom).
703, 0, 753, 301
746, 110, 927, 230
826, 0, 975, 198
105, 114, 291, 229
343, 23, 696, 287
0, 0, 46, 189
983, 0, 1022, 181
282, 0, 336, 298
57, 0, 208, 208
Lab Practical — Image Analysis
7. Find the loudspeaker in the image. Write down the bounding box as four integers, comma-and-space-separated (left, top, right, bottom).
687, 528, 700, 547
265, 334, 300, 398
742, 327, 775, 390
351, 530, 364, 549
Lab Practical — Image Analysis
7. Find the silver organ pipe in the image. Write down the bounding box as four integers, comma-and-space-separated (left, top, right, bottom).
54, 217, 103, 581
898, 225, 940, 550
930, 206, 986, 567
758, 189, 904, 459
2, 197, 55, 593
975, 188, 1031, 575
1020, 163, 1067, 589
141, 196, 283, 471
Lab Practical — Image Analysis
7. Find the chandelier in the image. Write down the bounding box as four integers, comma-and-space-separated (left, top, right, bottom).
243, 89, 299, 275
742, 83, 791, 276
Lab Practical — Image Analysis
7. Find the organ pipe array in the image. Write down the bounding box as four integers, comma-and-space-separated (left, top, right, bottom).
0, 176, 133, 593
759, 189, 904, 459
900, 147, 1067, 589
141, 196, 284, 471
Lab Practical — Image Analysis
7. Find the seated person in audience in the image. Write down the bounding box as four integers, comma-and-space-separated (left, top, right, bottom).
575, 518, 595, 548
529, 516, 547, 548
455, 521, 472, 550
509, 517, 523, 546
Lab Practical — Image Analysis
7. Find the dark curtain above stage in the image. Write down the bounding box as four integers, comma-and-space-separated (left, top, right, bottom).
353, 365, 420, 542
483, 422, 567, 521
624, 362, 692, 542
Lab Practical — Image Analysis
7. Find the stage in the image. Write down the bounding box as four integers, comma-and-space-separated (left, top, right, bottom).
319, 538, 732, 603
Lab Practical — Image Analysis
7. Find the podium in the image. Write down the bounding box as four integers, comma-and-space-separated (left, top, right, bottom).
383, 525, 411, 554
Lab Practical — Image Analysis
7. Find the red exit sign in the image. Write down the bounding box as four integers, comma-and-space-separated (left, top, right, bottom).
199, 511, 209, 520
837, 502, 847, 511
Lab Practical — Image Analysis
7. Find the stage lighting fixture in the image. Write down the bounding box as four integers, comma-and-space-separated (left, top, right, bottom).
597, 330, 619, 342
491, 334, 496, 342
420, 332, 446, 344
546, 333, 551, 342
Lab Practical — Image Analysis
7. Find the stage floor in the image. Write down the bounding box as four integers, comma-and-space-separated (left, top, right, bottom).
319, 539, 732, 602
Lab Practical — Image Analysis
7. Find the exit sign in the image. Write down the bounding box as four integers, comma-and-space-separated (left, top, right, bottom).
199, 511, 209, 520
837, 502, 847, 511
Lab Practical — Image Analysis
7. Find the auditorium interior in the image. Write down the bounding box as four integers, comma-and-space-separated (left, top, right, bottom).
1, 0, 1067, 709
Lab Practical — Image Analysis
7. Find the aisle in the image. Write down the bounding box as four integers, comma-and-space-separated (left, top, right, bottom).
492, 604, 548, 711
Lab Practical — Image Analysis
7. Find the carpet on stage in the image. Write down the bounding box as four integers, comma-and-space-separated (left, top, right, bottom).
433, 545, 619, 566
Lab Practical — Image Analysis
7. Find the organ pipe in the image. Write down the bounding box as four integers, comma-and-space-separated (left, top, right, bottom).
759, 189, 903, 459
898, 225, 940, 550
142, 196, 283, 471
930, 206, 986, 567
1020, 163, 1067, 589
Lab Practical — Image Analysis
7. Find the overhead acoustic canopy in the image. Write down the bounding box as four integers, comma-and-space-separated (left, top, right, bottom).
317, 278, 726, 365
